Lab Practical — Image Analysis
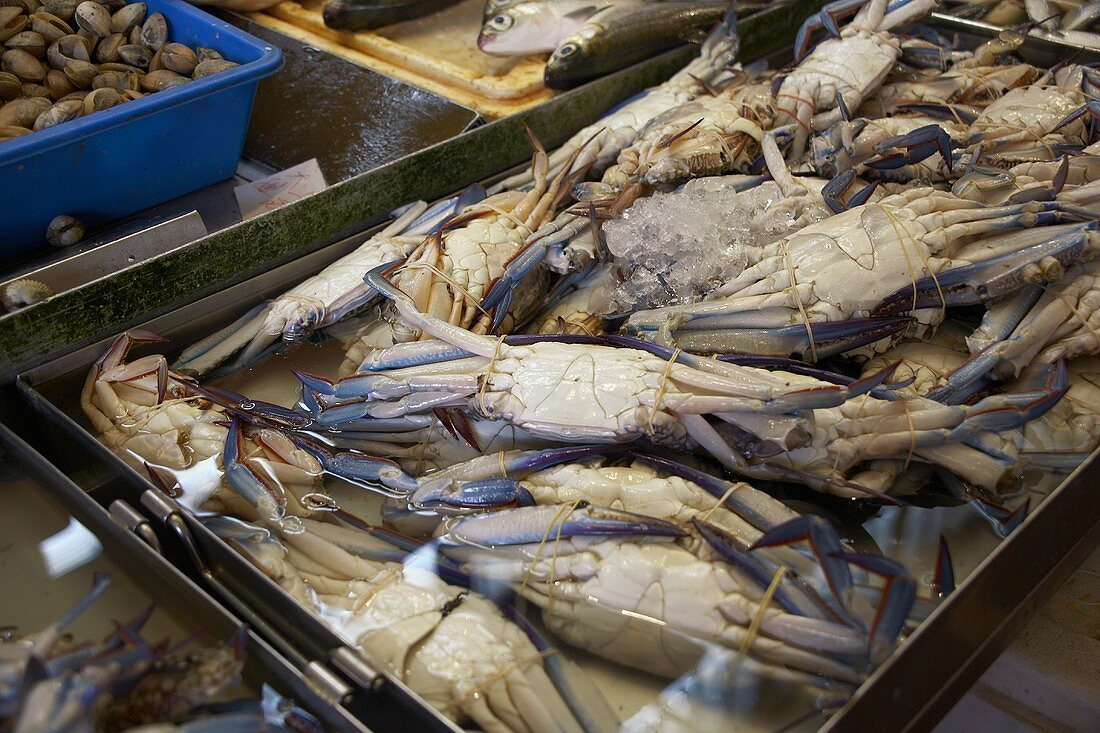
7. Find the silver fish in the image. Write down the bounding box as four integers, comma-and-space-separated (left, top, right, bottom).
478, 0, 610, 56
544, 1, 729, 88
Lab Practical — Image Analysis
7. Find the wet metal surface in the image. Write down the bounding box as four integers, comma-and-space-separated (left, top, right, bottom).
229, 14, 481, 182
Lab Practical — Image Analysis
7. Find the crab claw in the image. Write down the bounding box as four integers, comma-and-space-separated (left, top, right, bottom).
868, 123, 954, 174
794, 0, 871, 61
223, 417, 286, 521
412, 477, 535, 511
693, 517, 832, 620
187, 382, 313, 430
830, 551, 916, 662
1053, 99, 1100, 134
953, 362, 1068, 433
750, 516, 858, 626
288, 433, 419, 495
871, 221, 1100, 316
821, 170, 879, 214
445, 504, 687, 548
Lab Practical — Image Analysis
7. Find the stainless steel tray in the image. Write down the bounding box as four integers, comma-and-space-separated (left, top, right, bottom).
12, 224, 1100, 732
0, 420, 371, 732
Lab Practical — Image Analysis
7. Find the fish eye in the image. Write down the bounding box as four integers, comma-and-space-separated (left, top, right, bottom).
558, 42, 578, 57
489, 13, 513, 31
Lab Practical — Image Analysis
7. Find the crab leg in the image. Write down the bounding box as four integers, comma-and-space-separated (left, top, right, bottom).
625, 315, 912, 361
872, 222, 1100, 315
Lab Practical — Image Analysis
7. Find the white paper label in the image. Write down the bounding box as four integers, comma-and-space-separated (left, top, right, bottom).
235, 158, 328, 219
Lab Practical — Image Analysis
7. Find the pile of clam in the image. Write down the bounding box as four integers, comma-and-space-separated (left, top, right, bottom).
0, 0, 238, 142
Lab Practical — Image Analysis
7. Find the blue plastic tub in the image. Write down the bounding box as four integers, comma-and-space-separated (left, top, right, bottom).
0, 0, 282, 256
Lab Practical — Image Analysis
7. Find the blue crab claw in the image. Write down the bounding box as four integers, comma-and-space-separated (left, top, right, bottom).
794, 0, 870, 61
693, 517, 832, 620
821, 170, 879, 214
716, 354, 908, 400
413, 477, 535, 511
946, 362, 1068, 438
1005, 155, 1071, 205
445, 503, 687, 548
1053, 99, 1100, 135
750, 516, 859, 626
834, 90, 852, 123
295, 370, 338, 404
631, 453, 782, 532
288, 433, 419, 494
831, 551, 916, 660
869, 123, 954, 173
871, 221, 1100, 316
934, 535, 955, 599
223, 417, 286, 521
187, 382, 314, 430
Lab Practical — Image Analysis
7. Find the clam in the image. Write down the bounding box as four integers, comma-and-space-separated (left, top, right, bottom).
32, 96, 81, 129
192, 58, 236, 79
0, 123, 32, 142
55, 88, 84, 101
20, 81, 48, 97
44, 66, 73, 97
62, 56, 95, 86
93, 67, 136, 90
0, 7, 28, 44
42, 0, 77, 20
139, 67, 181, 91
146, 41, 161, 70
29, 11, 73, 43
4, 0, 41, 13
118, 86, 138, 100
1, 279, 55, 311
0, 95, 50, 125
138, 10, 162, 50
47, 34, 90, 68
45, 214, 84, 247
159, 42, 195, 75
3, 48, 47, 81
74, 1, 109, 37
195, 46, 221, 63
0, 69, 19, 99
94, 30, 121, 62
117, 42, 147, 68
108, 1, 141, 33
6, 30, 48, 59
75, 26, 96, 50
81, 83, 118, 111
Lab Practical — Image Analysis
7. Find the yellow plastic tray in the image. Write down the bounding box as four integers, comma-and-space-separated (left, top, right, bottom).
252, 0, 554, 118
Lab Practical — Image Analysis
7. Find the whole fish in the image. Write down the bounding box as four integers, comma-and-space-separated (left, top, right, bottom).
478, 0, 610, 55
544, 1, 728, 88
323, 0, 464, 31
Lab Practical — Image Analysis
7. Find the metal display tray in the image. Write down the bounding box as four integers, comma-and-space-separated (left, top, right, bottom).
10, 11, 1100, 733
0, 420, 370, 732
12, 218, 1100, 733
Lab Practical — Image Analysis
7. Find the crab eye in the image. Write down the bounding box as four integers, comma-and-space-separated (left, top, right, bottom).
489, 13, 513, 31
557, 42, 578, 57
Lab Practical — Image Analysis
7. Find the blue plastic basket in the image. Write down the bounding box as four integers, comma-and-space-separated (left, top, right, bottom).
0, 0, 282, 256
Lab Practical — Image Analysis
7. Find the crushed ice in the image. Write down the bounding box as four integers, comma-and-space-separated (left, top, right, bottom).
604, 176, 825, 313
